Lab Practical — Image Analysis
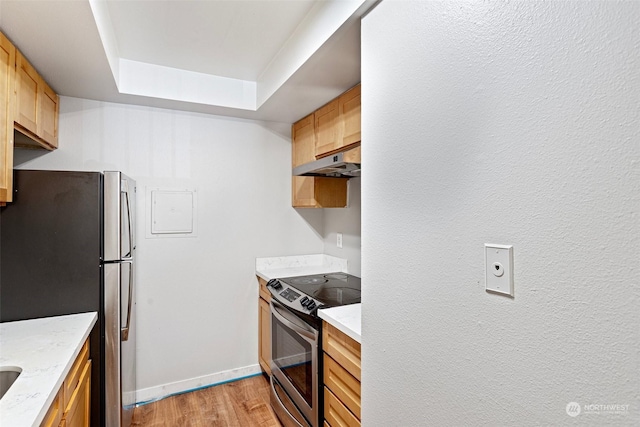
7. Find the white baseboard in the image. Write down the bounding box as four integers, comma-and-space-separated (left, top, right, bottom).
135, 363, 263, 405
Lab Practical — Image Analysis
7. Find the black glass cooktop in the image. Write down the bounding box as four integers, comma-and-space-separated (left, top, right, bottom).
279, 272, 361, 307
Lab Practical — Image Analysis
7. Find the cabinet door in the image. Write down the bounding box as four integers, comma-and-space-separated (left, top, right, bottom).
292, 114, 322, 207
314, 98, 340, 158
0, 32, 15, 204
39, 81, 59, 148
258, 297, 272, 376
63, 360, 91, 427
63, 341, 89, 409
292, 114, 315, 167
39, 389, 63, 427
292, 176, 318, 208
339, 84, 361, 148
15, 50, 39, 136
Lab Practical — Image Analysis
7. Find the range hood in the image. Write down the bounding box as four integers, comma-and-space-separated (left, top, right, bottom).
293, 146, 361, 178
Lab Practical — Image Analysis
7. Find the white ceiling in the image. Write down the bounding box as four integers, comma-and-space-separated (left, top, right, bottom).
0, 0, 375, 123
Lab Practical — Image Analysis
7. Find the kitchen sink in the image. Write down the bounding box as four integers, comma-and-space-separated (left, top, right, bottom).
0, 367, 22, 400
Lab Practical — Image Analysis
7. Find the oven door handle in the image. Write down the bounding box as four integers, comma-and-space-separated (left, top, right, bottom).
270, 300, 317, 342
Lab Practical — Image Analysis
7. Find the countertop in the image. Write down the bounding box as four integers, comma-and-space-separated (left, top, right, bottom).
256, 254, 361, 344
255, 254, 348, 281
0, 312, 97, 427
318, 304, 361, 344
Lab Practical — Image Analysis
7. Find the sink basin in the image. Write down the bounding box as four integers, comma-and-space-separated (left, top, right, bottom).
0, 367, 22, 400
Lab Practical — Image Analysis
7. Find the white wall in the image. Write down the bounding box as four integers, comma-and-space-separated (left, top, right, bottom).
362, 1, 639, 426
323, 177, 361, 276
14, 96, 329, 400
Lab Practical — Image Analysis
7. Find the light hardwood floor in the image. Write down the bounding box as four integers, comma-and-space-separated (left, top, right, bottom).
132, 374, 282, 427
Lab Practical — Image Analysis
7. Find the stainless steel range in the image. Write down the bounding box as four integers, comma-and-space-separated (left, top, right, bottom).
267, 272, 361, 427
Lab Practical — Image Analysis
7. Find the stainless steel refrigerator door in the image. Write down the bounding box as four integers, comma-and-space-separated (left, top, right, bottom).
104, 171, 136, 427
104, 262, 122, 427
120, 258, 136, 427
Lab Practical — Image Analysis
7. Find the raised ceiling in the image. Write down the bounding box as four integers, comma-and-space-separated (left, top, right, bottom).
0, 0, 375, 123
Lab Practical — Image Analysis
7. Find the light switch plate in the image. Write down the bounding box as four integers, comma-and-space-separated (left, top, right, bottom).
485, 244, 514, 296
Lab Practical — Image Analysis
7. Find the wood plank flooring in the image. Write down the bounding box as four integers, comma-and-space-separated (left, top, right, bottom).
132, 374, 282, 427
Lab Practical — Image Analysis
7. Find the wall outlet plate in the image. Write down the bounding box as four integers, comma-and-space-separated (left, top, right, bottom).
485, 244, 514, 296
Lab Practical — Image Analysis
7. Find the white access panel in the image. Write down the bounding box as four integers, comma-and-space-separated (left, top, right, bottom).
146, 188, 198, 238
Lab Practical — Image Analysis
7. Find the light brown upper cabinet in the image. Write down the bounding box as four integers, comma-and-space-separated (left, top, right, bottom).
0, 32, 15, 204
292, 113, 348, 208
15, 51, 39, 137
0, 31, 59, 204
15, 50, 59, 149
39, 82, 59, 146
315, 84, 361, 159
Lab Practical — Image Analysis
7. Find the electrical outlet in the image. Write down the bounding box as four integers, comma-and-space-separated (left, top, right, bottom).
337, 233, 343, 248
485, 244, 514, 296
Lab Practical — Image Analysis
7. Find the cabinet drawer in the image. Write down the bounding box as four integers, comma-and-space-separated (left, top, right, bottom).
322, 322, 361, 381
324, 386, 360, 427
258, 277, 271, 302
63, 339, 89, 409
323, 353, 361, 419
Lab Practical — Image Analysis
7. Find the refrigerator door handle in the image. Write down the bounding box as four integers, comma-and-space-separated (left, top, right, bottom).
121, 179, 135, 257
121, 259, 134, 341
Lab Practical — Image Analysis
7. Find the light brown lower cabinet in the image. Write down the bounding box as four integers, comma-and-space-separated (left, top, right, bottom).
258, 277, 272, 376
40, 339, 91, 427
322, 321, 361, 427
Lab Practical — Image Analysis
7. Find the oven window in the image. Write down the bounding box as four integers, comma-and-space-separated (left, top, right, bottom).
272, 314, 313, 407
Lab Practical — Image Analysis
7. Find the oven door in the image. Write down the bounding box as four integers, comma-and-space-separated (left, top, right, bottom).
270, 299, 319, 427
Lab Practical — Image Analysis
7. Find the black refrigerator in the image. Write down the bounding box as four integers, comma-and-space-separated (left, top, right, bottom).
0, 169, 137, 427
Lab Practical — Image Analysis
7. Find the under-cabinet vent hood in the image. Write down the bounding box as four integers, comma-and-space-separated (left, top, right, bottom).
293, 146, 361, 178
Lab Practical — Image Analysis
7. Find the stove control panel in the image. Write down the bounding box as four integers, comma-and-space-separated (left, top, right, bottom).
267, 279, 321, 313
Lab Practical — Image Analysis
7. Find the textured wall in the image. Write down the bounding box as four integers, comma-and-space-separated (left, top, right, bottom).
361, 1, 639, 426
323, 177, 362, 276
